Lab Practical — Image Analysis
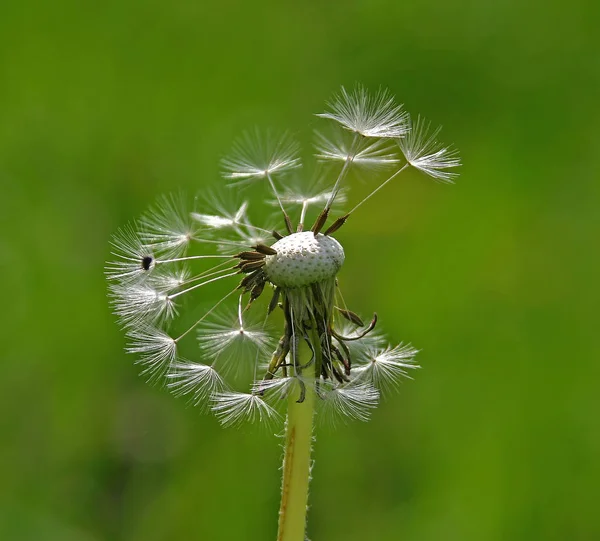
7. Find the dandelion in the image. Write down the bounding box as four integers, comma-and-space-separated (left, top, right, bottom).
106, 85, 460, 541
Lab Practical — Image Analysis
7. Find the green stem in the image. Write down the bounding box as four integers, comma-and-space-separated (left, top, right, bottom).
277, 384, 314, 541
277, 329, 321, 541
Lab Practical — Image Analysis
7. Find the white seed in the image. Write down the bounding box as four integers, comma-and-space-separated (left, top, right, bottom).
264, 232, 344, 288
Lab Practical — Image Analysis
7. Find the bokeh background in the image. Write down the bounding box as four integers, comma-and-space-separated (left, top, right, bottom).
2, 0, 599, 540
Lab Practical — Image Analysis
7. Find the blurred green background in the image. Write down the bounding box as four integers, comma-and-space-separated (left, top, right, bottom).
2, 0, 599, 540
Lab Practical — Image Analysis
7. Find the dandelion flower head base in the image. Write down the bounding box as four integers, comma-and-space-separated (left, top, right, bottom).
106, 84, 459, 427
264, 232, 344, 289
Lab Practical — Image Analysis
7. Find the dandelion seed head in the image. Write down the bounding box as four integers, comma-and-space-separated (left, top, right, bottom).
107, 85, 458, 427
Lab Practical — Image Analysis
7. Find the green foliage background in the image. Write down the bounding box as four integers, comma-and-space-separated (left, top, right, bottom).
1, 0, 599, 540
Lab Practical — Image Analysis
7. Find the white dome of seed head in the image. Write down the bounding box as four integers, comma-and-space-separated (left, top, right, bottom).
265, 232, 345, 288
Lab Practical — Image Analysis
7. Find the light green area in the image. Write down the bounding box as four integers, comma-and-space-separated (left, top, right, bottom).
1, 0, 599, 540
277, 380, 315, 541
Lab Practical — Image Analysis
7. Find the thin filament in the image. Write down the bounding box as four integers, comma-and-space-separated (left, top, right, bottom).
266, 171, 292, 233
168, 271, 238, 300
347, 162, 410, 216
290, 305, 297, 377
175, 288, 239, 341
173, 263, 237, 290
324, 133, 360, 209
157, 254, 232, 265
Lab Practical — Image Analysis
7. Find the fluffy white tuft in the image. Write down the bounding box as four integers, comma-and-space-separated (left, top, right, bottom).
109, 281, 176, 328
149, 267, 190, 291
275, 183, 347, 209
191, 199, 275, 253
252, 377, 298, 402
221, 130, 301, 183
197, 311, 275, 375
138, 194, 196, 256
354, 343, 420, 395
398, 115, 461, 182
105, 224, 155, 283
317, 85, 409, 138
167, 360, 225, 409
191, 200, 249, 230
211, 391, 280, 427
125, 325, 177, 382
318, 382, 380, 424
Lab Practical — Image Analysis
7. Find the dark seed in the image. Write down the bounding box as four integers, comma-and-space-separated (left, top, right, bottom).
311, 208, 330, 235
284, 215, 294, 235
239, 273, 255, 289
250, 281, 265, 301
268, 287, 281, 314
324, 214, 349, 236
240, 260, 265, 272
255, 244, 278, 256
235, 251, 265, 261
336, 339, 352, 374
141, 256, 153, 271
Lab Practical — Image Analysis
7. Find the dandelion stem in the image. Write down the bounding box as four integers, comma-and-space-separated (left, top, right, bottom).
277, 330, 320, 541
277, 385, 315, 541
